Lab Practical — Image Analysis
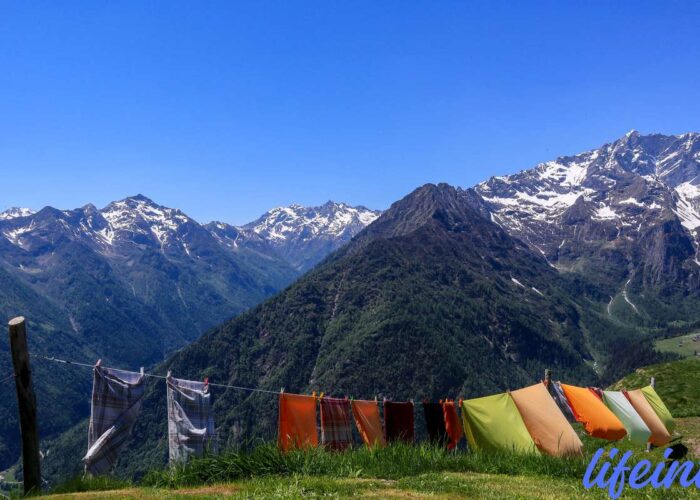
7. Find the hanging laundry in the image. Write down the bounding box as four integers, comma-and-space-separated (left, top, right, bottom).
278, 393, 318, 452
442, 400, 463, 450
602, 391, 651, 446
84, 365, 145, 475
461, 393, 539, 454
640, 386, 675, 433
351, 400, 385, 448
320, 397, 353, 451
588, 387, 604, 400
167, 376, 216, 464
559, 384, 626, 441
423, 402, 448, 446
548, 381, 576, 423
624, 389, 671, 446
383, 401, 414, 443
510, 383, 582, 457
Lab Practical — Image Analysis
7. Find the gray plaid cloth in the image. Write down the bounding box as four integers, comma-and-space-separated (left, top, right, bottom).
551, 381, 577, 423
167, 375, 217, 464
84, 366, 145, 475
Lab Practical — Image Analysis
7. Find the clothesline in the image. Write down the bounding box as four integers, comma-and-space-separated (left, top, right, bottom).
34, 353, 299, 397
31, 353, 428, 402
0, 372, 15, 385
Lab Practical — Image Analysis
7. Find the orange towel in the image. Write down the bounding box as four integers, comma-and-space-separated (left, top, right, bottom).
624, 389, 671, 446
442, 400, 463, 450
560, 384, 627, 441
278, 393, 318, 452
510, 383, 583, 457
351, 400, 385, 448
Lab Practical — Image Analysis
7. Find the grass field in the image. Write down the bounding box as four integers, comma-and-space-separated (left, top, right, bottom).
655, 332, 700, 358
41, 472, 657, 499
42, 424, 700, 499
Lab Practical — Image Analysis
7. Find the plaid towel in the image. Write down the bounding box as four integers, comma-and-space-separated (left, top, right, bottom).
320, 397, 353, 451
167, 376, 216, 464
84, 366, 145, 475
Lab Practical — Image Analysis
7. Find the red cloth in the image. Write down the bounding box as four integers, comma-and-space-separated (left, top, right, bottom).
278, 393, 318, 452
442, 400, 463, 450
383, 401, 414, 443
320, 397, 353, 451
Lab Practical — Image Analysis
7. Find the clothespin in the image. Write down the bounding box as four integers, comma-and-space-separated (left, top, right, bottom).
374, 395, 378, 403
280, 387, 285, 394
95, 359, 102, 368
139, 367, 145, 376
312, 391, 317, 400
203, 377, 209, 386
458, 398, 463, 407
166, 370, 172, 379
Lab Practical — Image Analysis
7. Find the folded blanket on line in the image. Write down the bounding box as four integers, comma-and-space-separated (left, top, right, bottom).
167, 376, 216, 464
602, 391, 651, 446
442, 400, 463, 450
423, 402, 449, 446
278, 393, 318, 451
320, 397, 353, 451
351, 400, 385, 448
383, 401, 414, 443
84, 366, 145, 475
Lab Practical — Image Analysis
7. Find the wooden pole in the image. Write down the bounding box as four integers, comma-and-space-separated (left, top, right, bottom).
544, 369, 553, 395
8, 317, 41, 496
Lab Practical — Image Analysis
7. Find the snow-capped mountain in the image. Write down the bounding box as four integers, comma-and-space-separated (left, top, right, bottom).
0, 194, 378, 471
471, 130, 700, 311
0, 207, 35, 220
209, 201, 380, 271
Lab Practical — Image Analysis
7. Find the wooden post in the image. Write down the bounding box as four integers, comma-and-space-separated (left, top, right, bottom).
8, 317, 42, 495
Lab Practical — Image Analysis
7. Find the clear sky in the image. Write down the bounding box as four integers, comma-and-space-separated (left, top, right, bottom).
1, 1, 699, 224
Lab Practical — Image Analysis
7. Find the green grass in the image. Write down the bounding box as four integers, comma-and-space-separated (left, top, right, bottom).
655, 332, 700, 358
610, 357, 700, 417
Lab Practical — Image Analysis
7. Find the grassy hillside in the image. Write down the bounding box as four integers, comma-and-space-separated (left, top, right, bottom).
609, 357, 700, 417
655, 332, 700, 358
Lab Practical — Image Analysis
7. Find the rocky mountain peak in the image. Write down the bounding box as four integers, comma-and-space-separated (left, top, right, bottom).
0, 207, 35, 220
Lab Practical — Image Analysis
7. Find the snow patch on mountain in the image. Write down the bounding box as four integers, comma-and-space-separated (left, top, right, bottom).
243, 202, 380, 245
0, 207, 35, 220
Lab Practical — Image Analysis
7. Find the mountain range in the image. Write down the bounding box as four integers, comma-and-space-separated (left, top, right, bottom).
0, 197, 378, 470
105, 130, 700, 478
8, 130, 700, 482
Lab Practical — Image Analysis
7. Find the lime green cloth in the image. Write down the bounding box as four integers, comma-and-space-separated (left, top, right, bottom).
461, 393, 539, 454
602, 391, 651, 445
641, 385, 674, 433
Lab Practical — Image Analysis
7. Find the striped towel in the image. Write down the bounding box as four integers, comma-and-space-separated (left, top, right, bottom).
167, 376, 217, 464
84, 366, 145, 475
320, 397, 353, 451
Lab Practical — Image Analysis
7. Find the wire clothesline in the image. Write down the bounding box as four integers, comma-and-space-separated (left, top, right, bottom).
31, 353, 416, 402
33, 354, 305, 397
0, 372, 15, 385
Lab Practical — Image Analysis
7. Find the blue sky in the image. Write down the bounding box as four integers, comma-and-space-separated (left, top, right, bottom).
1, 1, 699, 224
